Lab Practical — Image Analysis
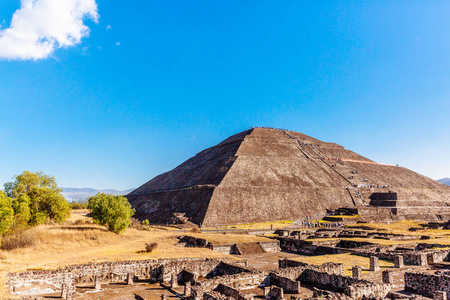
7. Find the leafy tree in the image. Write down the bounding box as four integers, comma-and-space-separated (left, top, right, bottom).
0, 192, 14, 235
4, 171, 70, 226
11, 194, 31, 228
88, 193, 135, 234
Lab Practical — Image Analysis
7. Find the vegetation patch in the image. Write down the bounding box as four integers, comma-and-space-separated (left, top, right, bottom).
145, 242, 158, 253
0, 228, 39, 251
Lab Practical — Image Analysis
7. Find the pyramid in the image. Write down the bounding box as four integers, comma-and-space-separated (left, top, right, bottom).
126, 128, 450, 226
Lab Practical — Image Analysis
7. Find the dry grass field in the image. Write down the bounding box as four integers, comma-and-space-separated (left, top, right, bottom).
348, 220, 450, 236
202, 220, 293, 230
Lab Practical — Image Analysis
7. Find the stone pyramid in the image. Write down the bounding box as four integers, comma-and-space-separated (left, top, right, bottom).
127, 128, 450, 226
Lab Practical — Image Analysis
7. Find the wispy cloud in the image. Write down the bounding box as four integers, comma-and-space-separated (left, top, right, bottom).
0, 0, 99, 60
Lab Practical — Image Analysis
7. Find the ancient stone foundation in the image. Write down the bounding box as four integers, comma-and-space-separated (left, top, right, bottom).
7, 257, 229, 299
405, 272, 450, 296
9, 255, 396, 300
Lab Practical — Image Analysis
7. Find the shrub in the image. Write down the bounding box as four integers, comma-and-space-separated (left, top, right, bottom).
88, 193, 135, 234
73, 219, 93, 225
69, 201, 88, 210
145, 242, 158, 253
129, 218, 142, 230
0, 229, 39, 251
190, 227, 201, 233
142, 219, 149, 226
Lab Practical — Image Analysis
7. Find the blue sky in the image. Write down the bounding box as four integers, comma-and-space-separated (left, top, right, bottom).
1, 1, 449, 190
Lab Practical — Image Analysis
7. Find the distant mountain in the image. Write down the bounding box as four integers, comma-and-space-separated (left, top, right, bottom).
438, 178, 450, 186
61, 187, 135, 202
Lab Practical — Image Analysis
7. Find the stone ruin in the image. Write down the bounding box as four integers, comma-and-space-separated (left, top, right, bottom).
10, 223, 450, 300
8, 256, 395, 300
178, 235, 281, 255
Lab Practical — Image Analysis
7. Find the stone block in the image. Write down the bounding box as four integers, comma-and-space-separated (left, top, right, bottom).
370, 256, 380, 272
394, 255, 404, 268
268, 286, 284, 300
60, 283, 67, 299
264, 286, 271, 297
352, 265, 362, 280
382, 270, 393, 284
434, 291, 447, 300
171, 273, 178, 288
428, 253, 435, 265
184, 281, 191, 296
418, 254, 428, 266
127, 272, 134, 285
94, 276, 101, 290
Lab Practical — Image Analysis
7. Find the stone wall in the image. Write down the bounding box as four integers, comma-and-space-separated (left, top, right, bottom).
277, 237, 344, 256
209, 244, 233, 254
203, 291, 234, 300
274, 261, 390, 299
269, 273, 301, 293
351, 249, 450, 265
302, 269, 391, 298
208, 262, 255, 278
8, 257, 227, 298
191, 272, 269, 300
258, 241, 281, 253
405, 272, 450, 297
214, 284, 253, 300
278, 259, 343, 276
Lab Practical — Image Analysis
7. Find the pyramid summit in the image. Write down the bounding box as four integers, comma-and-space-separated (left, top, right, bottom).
127, 127, 450, 226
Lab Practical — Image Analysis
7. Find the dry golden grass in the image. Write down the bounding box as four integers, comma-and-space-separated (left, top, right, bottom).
325, 215, 361, 219
348, 220, 450, 238
303, 237, 420, 246
216, 220, 293, 230
292, 253, 394, 276
416, 237, 450, 245
66, 209, 92, 223
347, 220, 422, 233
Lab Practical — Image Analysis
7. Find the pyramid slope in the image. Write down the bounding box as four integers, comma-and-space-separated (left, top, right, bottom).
127, 129, 253, 224
202, 128, 356, 226
127, 128, 450, 226
129, 129, 252, 194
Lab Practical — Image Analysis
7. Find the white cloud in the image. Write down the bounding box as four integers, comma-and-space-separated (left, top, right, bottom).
115, 42, 120, 46
106, 25, 111, 30
0, 0, 99, 60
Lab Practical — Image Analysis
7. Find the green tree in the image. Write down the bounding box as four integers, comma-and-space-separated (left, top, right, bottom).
88, 193, 135, 234
11, 194, 31, 228
0, 191, 14, 235
4, 171, 70, 226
